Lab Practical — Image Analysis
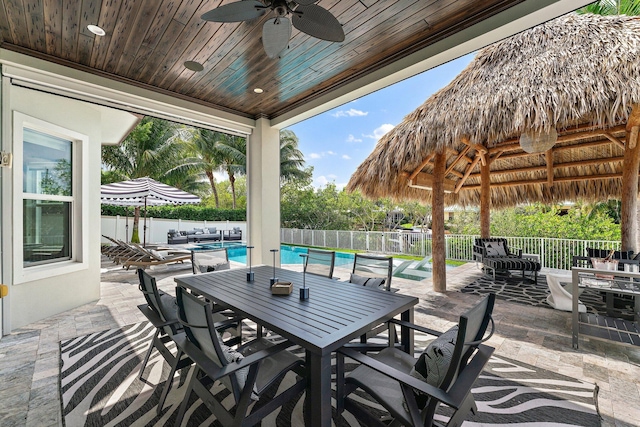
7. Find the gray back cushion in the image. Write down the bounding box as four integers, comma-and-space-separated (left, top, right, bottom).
410, 325, 458, 387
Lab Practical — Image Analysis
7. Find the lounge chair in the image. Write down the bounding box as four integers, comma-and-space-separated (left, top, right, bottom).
122, 244, 191, 270
473, 237, 541, 283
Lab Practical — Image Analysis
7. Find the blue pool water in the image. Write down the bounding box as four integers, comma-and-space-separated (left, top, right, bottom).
195, 243, 354, 265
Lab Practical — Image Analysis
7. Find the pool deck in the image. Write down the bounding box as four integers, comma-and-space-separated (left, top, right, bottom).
1, 257, 639, 426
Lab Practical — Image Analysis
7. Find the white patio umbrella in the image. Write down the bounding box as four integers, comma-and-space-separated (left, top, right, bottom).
101, 177, 201, 246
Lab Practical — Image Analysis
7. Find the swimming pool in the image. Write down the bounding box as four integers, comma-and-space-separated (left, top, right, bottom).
195, 243, 355, 265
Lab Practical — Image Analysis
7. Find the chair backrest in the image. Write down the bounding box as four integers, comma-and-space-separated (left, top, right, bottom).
474, 237, 511, 256
441, 293, 495, 392
137, 269, 180, 334
175, 286, 241, 394
191, 248, 230, 274
305, 249, 336, 279
352, 253, 393, 291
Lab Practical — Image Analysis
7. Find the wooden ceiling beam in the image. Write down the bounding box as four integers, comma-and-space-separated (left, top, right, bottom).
408, 153, 435, 181
409, 172, 456, 193
455, 154, 482, 193
603, 132, 625, 149
464, 172, 631, 190
468, 156, 625, 178
445, 145, 470, 176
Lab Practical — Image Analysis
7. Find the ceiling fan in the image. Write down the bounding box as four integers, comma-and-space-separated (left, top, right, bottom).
201, 0, 345, 59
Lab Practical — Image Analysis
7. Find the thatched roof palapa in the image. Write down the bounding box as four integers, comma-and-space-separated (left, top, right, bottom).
347, 13, 640, 208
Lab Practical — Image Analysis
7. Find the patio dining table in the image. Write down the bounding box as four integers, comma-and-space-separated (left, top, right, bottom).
174, 265, 418, 427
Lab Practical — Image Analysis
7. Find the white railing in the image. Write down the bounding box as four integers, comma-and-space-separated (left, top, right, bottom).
280, 228, 621, 270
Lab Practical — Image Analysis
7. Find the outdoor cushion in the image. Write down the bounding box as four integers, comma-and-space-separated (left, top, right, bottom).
150, 249, 165, 260
484, 257, 540, 272
349, 273, 385, 289
410, 325, 458, 387
158, 292, 179, 323
196, 262, 230, 274
483, 241, 506, 257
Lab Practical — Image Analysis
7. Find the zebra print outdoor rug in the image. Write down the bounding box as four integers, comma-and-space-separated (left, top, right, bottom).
59, 322, 600, 426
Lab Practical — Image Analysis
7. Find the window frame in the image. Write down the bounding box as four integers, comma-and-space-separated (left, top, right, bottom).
12, 112, 89, 284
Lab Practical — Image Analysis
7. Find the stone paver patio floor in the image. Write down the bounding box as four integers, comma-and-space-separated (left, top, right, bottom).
1, 257, 639, 426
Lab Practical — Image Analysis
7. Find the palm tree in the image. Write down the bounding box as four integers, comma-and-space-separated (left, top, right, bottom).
578, 0, 640, 15
280, 130, 310, 183
101, 117, 184, 242
214, 134, 246, 209
186, 128, 225, 208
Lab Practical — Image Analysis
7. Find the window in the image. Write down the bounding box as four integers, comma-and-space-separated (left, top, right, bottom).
13, 112, 89, 283
22, 129, 72, 266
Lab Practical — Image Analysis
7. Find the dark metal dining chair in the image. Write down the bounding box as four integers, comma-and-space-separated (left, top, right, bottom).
336, 293, 496, 427
191, 247, 230, 274
305, 248, 336, 279
350, 253, 393, 291
172, 286, 306, 427
136, 269, 193, 415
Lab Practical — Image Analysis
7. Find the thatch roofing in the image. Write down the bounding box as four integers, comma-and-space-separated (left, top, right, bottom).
347, 13, 640, 208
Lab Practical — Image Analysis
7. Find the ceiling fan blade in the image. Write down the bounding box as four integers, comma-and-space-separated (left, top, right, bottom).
262, 17, 292, 58
201, 0, 265, 22
292, 4, 344, 42
294, 0, 318, 5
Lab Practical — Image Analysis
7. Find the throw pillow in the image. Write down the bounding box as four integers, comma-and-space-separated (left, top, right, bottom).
483, 242, 500, 257
410, 325, 458, 387
493, 241, 507, 256
150, 249, 165, 260
157, 293, 179, 322
221, 345, 259, 400
349, 273, 386, 289
199, 262, 230, 273
203, 228, 209, 234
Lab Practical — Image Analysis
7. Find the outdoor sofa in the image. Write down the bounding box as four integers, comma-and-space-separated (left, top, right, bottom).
167, 228, 222, 244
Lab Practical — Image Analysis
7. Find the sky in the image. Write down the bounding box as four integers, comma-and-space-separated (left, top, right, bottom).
285, 53, 475, 189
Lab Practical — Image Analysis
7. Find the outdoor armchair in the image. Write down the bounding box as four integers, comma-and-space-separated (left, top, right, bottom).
336, 293, 496, 427
474, 238, 540, 283
172, 286, 306, 427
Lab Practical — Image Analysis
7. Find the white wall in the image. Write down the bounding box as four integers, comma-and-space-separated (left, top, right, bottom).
3, 85, 109, 329
101, 216, 246, 245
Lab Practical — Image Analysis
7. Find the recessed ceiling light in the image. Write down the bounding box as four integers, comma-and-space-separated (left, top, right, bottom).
184, 61, 204, 72
87, 25, 106, 36
253, 88, 264, 94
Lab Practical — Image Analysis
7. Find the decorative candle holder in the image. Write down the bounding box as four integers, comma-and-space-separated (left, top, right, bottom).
299, 254, 309, 300
269, 248, 279, 286
246, 245, 254, 282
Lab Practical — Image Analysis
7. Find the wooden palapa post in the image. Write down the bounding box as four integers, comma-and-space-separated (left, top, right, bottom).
622, 105, 640, 253
432, 151, 447, 292
480, 153, 491, 238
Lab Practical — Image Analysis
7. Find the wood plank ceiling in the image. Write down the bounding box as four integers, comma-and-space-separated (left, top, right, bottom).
0, 0, 525, 120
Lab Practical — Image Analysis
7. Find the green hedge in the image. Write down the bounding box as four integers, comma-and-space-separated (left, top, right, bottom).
101, 204, 246, 221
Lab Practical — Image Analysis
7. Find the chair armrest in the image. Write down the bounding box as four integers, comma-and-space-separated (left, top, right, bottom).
389, 318, 442, 338
509, 248, 523, 257
174, 335, 297, 381
338, 347, 458, 408
137, 304, 178, 329
472, 244, 486, 256
213, 316, 244, 330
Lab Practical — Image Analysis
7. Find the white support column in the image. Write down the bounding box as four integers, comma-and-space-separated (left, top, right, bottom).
247, 118, 281, 266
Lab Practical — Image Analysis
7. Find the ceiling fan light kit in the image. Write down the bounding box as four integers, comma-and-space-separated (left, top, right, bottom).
202, 0, 344, 59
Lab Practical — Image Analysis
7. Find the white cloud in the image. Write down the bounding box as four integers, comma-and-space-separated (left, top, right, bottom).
331, 108, 369, 118
309, 152, 322, 159
342, 154, 351, 160
327, 174, 338, 179
327, 151, 336, 155
315, 176, 329, 187
365, 123, 395, 140
346, 134, 362, 143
